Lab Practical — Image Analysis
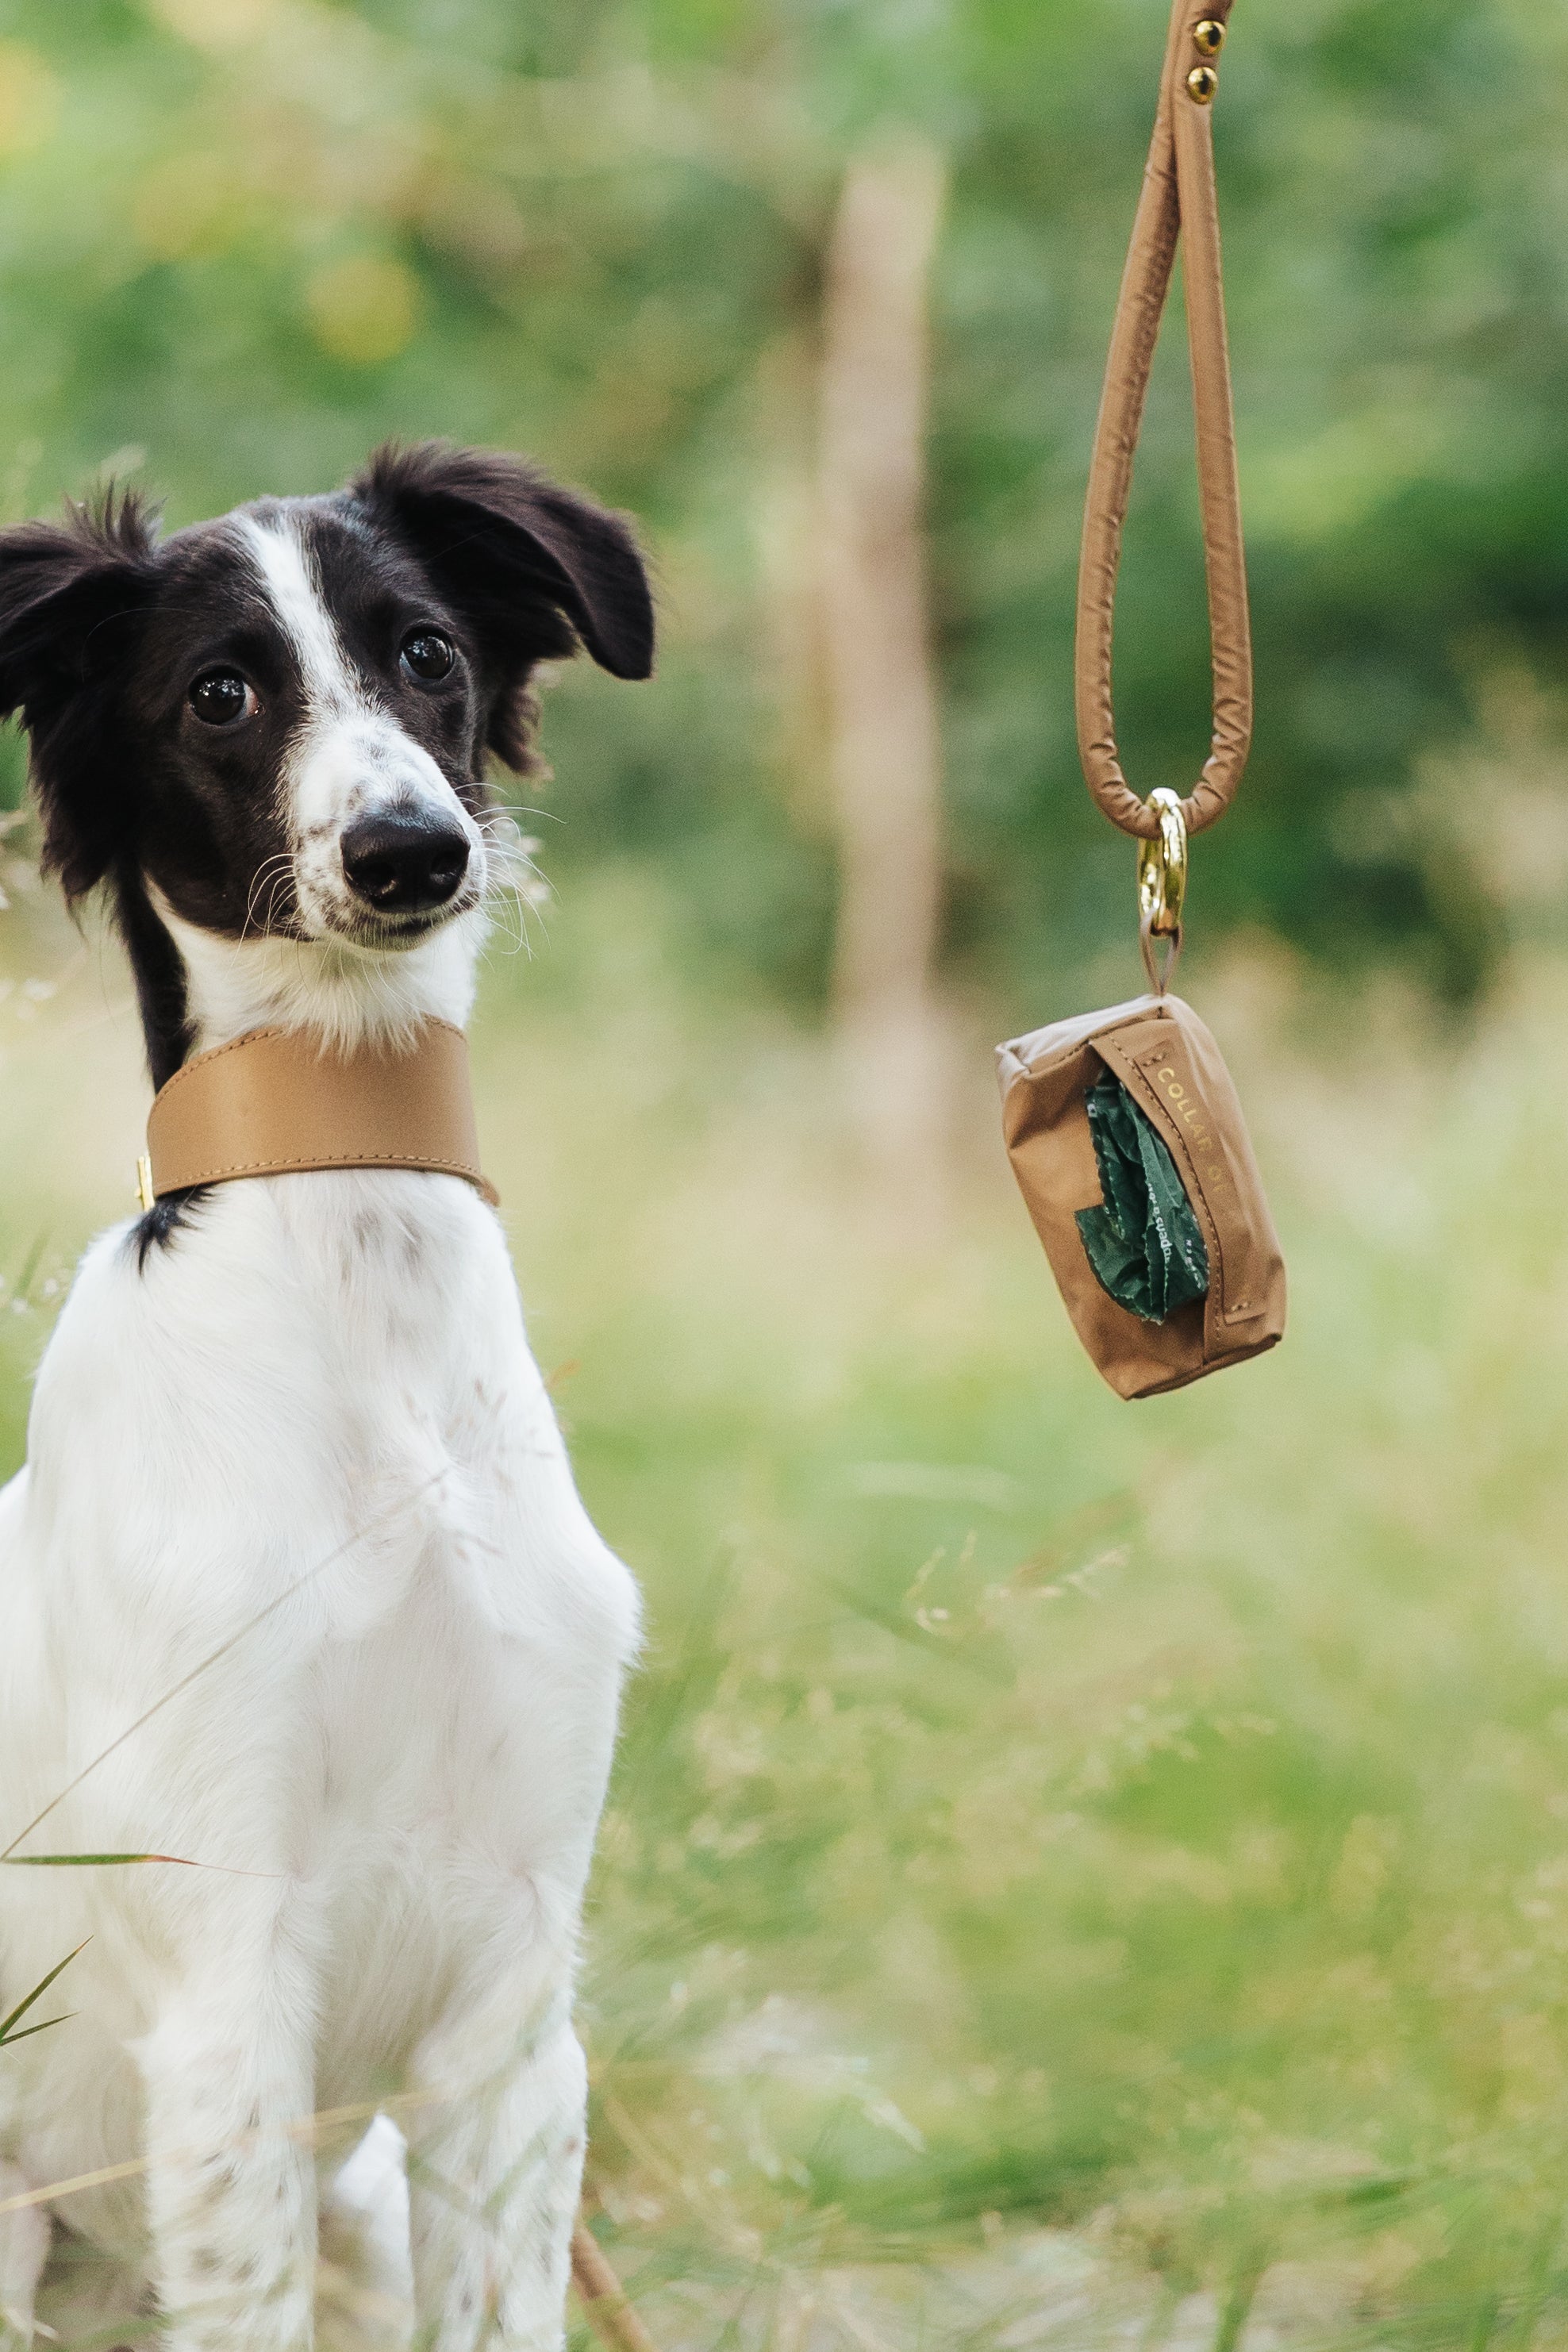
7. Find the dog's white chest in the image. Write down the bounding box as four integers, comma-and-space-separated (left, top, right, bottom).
225, 1166, 638, 1806
2, 1167, 638, 2120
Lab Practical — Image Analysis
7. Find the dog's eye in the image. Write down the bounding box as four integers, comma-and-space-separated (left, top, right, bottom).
401, 631, 455, 684
189, 671, 257, 727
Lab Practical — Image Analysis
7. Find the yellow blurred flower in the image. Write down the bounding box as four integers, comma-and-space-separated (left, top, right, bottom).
306, 255, 419, 366
0, 44, 58, 158
132, 152, 246, 263
147, 0, 279, 48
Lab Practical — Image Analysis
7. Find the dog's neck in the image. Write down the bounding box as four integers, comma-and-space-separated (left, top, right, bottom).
120, 873, 484, 1086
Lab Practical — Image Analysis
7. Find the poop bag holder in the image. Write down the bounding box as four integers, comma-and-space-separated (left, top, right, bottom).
998, 993, 1284, 1400
999, 0, 1286, 1397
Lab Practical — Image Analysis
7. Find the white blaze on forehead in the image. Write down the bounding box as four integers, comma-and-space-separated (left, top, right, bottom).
235, 511, 363, 721
232, 508, 484, 940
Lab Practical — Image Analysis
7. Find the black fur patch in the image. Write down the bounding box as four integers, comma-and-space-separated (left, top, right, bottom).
348, 441, 655, 766
114, 855, 193, 1090
131, 1187, 208, 1268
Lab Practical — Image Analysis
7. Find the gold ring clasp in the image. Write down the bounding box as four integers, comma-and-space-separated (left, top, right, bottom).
1137, 787, 1187, 993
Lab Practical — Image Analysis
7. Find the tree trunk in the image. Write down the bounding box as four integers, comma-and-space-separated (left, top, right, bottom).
818, 134, 949, 1209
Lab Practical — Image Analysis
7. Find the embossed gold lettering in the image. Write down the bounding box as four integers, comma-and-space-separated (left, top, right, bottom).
1150, 1063, 1217, 1161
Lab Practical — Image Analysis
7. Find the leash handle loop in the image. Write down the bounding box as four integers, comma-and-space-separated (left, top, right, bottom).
1075, 0, 1251, 842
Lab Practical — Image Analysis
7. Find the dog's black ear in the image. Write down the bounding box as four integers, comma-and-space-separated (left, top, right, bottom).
351, 441, 654, 767
0, 491, 159, 899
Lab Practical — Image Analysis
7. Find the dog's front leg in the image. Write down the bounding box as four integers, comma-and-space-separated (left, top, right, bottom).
134, 1972, 317, 2352
405, 1969, 586, 2352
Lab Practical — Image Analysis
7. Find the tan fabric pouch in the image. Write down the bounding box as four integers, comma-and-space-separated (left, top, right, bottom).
999, 2, 1285, 1397
998, 993, 1283, 1399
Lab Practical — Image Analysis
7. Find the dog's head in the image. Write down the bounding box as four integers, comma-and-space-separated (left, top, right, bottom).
0, 440, 652, 1020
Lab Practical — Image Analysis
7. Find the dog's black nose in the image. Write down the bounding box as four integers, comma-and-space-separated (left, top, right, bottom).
340, 811, 471, 915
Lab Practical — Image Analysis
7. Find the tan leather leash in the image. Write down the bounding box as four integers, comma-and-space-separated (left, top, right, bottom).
1075, 0, 1250, 855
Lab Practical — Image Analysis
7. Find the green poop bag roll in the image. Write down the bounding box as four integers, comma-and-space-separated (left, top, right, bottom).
1075, 1072, 1209, 1323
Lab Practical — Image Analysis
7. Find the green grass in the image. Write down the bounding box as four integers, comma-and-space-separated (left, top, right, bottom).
10, 873, 1568, 2346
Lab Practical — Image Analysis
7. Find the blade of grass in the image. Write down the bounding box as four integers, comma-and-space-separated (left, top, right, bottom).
0, 1851, 278, 1874
5, 1851, 197, 1866
1469, 2292, 1501, 2352
10, 1227, 48, 1304
811, 1570, 1011, 1684
1512, 2213, 1561, 2348
0, 2013, 74, 2046
1211, 2247, 1267, 2352
0, 1939, 86, 2046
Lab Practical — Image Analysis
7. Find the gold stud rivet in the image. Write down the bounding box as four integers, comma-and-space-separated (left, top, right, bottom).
1186, 63, 1218, 102
1193, 18, 1226, 56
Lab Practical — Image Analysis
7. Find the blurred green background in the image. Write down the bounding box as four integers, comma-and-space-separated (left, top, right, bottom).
3, 0, 1568, 999
6, 2, 1568, 2346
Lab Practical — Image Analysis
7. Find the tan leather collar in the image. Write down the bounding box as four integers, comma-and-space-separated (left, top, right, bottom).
142, 1017, 498, 1208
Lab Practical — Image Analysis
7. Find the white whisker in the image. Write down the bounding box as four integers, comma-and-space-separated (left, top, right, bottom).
241, 853, 295, 940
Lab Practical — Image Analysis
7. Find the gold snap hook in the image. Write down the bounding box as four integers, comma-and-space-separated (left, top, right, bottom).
135, 1154, 155, 1214
1137, 790, 1187, 938
1137, 789, 1187, 993
1186, 63, 1218, 102
1193, 18, 1226, 56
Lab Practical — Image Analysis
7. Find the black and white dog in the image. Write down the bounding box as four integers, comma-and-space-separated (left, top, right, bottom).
0, 444, 653, 2349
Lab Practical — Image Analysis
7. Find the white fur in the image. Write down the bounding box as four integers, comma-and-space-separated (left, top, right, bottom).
156, 887, 486, 1060
0, 803, 638, 2339
235, 515, 486, 944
